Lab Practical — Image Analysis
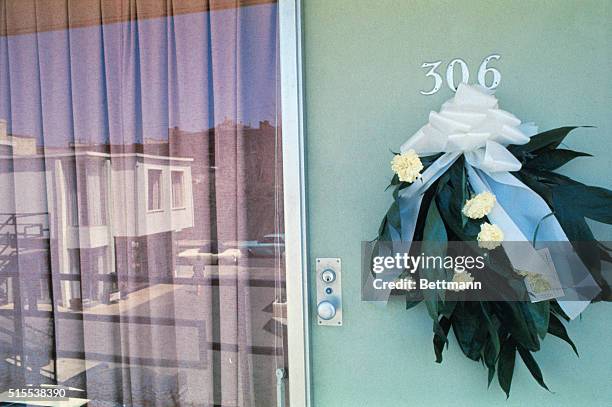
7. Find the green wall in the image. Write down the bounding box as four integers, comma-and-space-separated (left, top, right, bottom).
302, 1, 612, 406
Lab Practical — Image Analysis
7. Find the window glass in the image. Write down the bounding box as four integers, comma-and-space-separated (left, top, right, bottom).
0, 1, 289, 405
172, 170, 185, 208
147, 169, 163, 211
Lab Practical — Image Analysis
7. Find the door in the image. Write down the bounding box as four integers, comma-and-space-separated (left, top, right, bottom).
303, 1, 611, 406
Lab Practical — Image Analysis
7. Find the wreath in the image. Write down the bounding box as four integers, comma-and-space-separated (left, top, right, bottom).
373, 84, 612, 396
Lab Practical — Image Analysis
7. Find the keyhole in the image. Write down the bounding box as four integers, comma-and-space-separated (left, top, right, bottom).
321, 269, 336, 283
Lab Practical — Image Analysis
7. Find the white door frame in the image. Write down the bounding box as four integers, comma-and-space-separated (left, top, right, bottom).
279, 0, 311, 406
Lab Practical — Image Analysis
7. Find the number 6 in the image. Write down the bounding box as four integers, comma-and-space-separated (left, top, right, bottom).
477, 54, 501, 90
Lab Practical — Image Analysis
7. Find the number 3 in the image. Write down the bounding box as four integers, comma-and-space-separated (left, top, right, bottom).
419, 61, 442, 95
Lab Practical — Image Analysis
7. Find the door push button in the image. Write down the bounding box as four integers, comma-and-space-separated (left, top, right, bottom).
315, 258, 342, 326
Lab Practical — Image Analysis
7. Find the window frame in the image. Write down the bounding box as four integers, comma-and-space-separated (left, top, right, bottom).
279, 1, 311, 406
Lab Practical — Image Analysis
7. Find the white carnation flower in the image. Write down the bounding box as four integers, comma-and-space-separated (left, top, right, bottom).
448, 271, 474, 292
462, 191, 496, 219
391, 149, 423, 183
477, 222, 504, 250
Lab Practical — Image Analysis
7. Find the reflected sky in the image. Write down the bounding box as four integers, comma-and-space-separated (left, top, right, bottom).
0, 3, 278, 147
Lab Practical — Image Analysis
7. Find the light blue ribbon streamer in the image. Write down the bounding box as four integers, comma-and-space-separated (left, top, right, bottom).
473, 168, 600, 318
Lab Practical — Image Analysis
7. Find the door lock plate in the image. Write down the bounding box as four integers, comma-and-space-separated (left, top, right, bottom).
315, 258, 342, 326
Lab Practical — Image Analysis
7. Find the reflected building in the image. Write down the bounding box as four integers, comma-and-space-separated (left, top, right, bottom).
0, 118, 283, 309
0, 117, 287, 404
0, 119, 194, 309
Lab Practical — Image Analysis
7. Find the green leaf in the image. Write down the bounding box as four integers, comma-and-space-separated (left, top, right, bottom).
436, 157, 482, 241
550, 301, 571, 322
481, 303, 501, 358
552, 188, 610, 295
509, 126, 589, 158
548, 313, 579, 356
487, 364, 496, 388
498, 337, 516, 398
449, 160, 469, 227
433, 316, 452, 363
423, 198, 448, 243
517, 345, 550, 391
494, 302, 540, 351
525, 149, 592, 171
439, 299, 457, 318
386, 174, 400, 190
553, 184, 612, 224
421, 200, 448, 320
421, 153, 444, 169
481, 303, 502, 388
516, 170, 553, 205
482, 335, 500, 387
550, 185, 606, 287
529, 301, 550, 340
451, 302, 488, 361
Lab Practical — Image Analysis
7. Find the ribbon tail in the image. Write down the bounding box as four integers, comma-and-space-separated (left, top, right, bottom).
375, 152, 460, 304
472, 168, 601, 319
466, 166, 561, 298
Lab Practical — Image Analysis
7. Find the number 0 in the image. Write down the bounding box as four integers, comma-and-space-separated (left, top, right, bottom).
446, 58, 469, 92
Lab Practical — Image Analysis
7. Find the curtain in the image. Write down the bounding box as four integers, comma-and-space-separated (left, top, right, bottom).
0, 1, 286, 406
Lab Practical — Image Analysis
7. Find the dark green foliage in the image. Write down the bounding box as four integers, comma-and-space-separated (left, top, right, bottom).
517, 345, 549, 391
524, 149, 592, 171
433, 316, 452, 363
376, 127, 612, 396
547, 313, 579, 356
498, 337, 516, 398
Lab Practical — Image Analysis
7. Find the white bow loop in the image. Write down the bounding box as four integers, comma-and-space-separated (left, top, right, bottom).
401, 84, 530, 169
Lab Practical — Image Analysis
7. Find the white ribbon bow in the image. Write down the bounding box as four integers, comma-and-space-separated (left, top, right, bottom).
401, 83, 532, 172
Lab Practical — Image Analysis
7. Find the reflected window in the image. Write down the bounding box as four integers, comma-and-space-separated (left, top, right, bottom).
86, 160, 107, 226
171, 170, 185, 209
147, 169, 163, 211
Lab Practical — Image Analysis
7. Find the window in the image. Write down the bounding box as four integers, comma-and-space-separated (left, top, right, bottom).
85, 160, 107, 225
0, 1, 308, 405
171, 170, 185, 209
65, 164, 79, 226
147, 169, 162, 211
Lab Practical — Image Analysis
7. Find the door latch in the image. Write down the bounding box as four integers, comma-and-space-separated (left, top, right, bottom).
315, 258, 342, 326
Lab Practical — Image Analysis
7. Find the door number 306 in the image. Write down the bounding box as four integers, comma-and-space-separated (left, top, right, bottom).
420, 54, 501, 95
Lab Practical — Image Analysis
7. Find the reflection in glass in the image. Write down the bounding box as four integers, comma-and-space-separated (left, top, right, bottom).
0, 1, 286, 405
148, 169, 163, 211
172, 171, 185, 210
